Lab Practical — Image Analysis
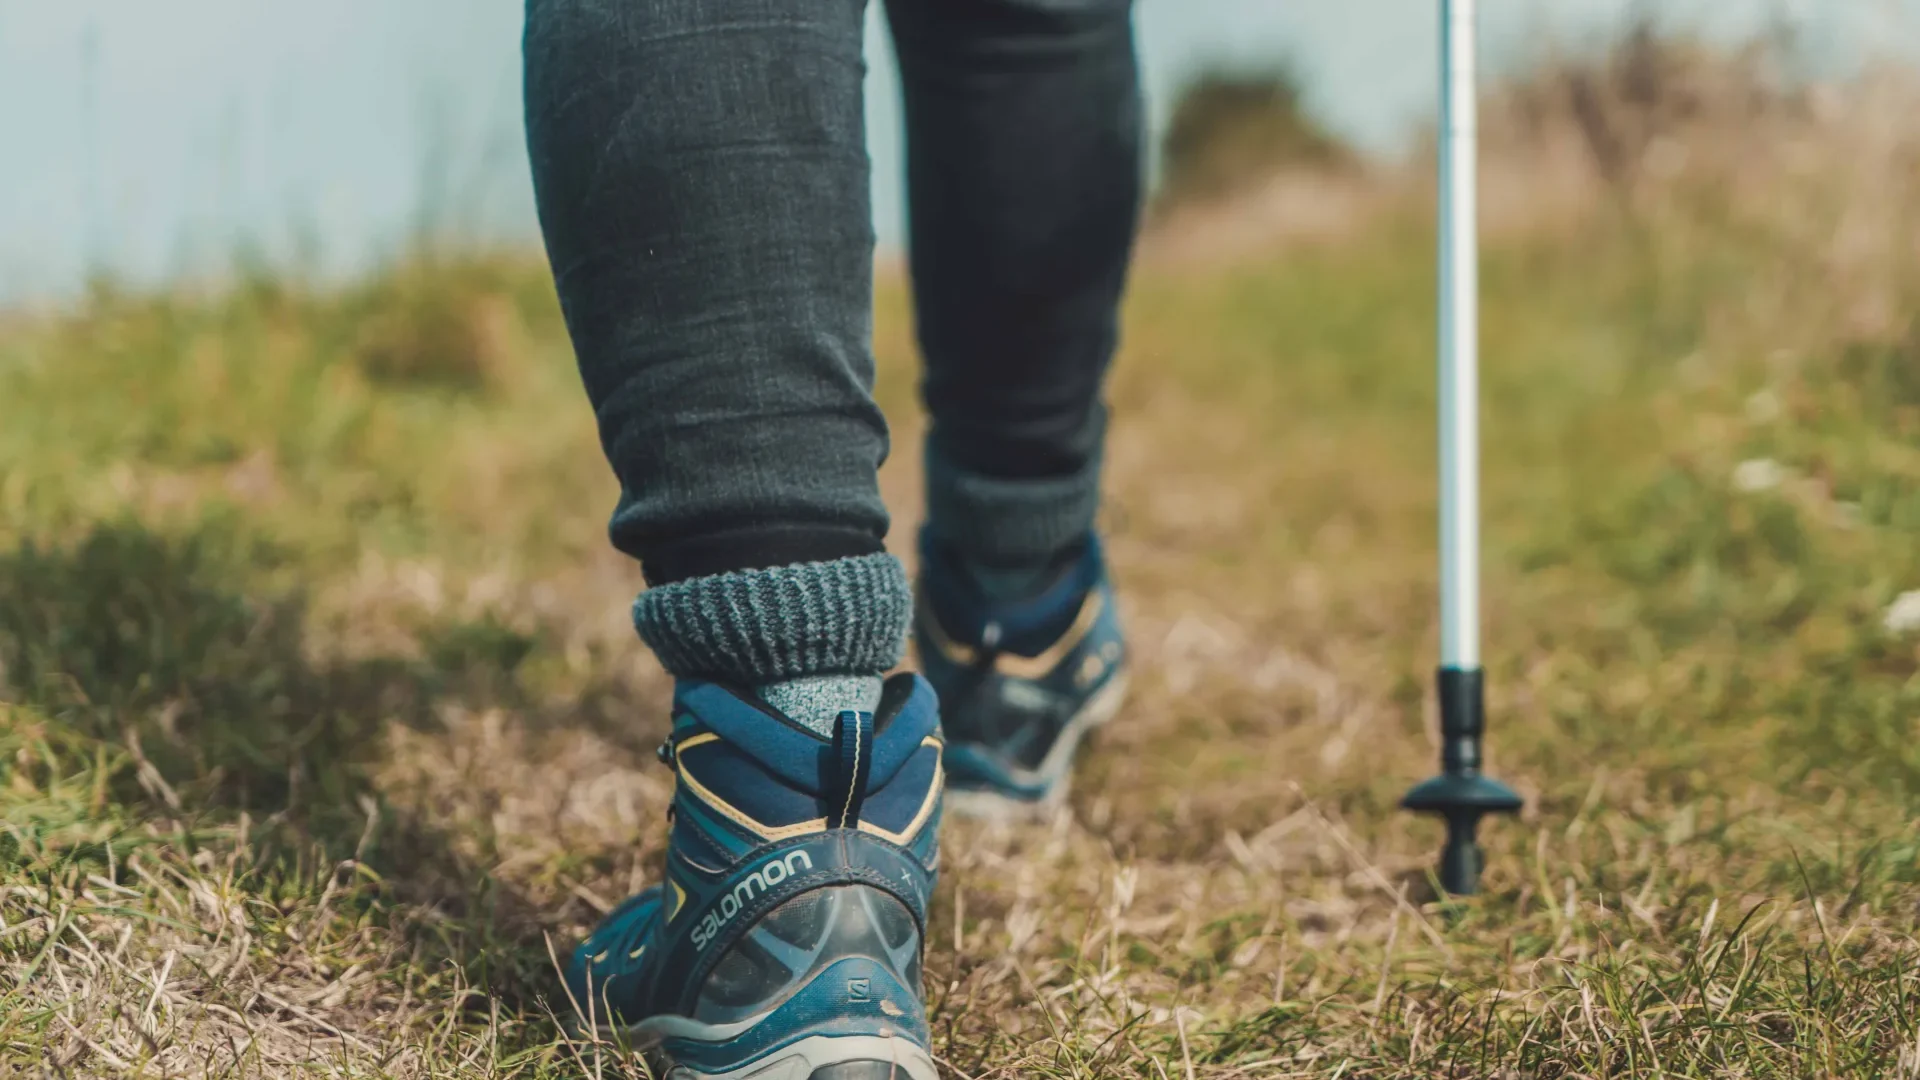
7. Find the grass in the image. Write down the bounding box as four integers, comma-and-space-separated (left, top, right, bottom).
5, 43, 1920, 1080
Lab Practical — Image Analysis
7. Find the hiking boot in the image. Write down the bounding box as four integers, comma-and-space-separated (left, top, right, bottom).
563, 674, 943, 1080
913, 531, 1127, 818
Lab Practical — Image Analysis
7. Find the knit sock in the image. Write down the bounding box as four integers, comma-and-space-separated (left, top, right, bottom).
632, 553, 911, 737
756, 673, 886, 739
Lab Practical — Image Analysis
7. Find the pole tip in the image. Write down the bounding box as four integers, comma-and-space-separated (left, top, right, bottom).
1402, 774, 1522, 897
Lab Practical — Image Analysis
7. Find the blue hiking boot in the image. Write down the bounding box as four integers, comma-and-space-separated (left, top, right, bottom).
562, 673, 944, 1080
913, 531, 1128, 818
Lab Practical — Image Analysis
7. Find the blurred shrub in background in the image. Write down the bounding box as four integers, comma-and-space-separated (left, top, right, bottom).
1484, 22, 1804, 199
1156, 65, 1352, 210
348, 258, 523, 392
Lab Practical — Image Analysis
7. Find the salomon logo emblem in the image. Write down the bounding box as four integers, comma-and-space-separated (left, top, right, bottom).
848, 978, 871, 1002
690, 850, 814, 951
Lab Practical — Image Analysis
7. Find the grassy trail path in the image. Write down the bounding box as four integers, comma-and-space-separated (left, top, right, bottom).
3, 138, 1919, 1075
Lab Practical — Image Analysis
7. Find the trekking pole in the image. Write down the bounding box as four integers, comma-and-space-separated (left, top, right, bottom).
1400, 0, 1523, 897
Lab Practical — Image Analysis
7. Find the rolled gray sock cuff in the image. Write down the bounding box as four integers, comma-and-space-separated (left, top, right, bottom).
632, 553, 910, 683
924, 436, 1104, 566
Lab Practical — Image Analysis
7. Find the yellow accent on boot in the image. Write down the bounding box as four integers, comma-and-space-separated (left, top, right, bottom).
917, 589, 1105, 681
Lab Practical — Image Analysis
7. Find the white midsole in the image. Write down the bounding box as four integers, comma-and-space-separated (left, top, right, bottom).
596, 1009, 871, 1048
585, 1009, 934, 1078
657, 1034, 940, 1080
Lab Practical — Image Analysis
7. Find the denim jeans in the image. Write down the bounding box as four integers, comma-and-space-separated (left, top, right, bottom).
523, 0, 1141, 682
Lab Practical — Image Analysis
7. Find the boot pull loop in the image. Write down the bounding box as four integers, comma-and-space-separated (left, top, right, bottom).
827, 710, 875, 829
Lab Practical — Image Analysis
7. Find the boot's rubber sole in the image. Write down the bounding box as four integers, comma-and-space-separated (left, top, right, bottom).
583, 1012, 939, 1080
656, 1035, 939, 1080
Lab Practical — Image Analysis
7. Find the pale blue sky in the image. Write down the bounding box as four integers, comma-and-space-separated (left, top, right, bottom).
0, 0, 1906, 300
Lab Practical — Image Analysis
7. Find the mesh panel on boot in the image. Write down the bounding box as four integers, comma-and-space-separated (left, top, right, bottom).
693, 886, 921, 1026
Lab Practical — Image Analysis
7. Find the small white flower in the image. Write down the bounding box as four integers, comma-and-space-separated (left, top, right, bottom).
1884, 591, 1920, 635
1732, 458, 1785, 493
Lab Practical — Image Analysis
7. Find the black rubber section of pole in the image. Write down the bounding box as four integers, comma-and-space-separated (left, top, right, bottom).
1438, 667, 1483, 774
1438, 667, 1488, 896
1401, 666, 1523, 897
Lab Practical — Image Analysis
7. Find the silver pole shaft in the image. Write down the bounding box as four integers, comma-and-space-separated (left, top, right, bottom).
1438, 0, 1480, 670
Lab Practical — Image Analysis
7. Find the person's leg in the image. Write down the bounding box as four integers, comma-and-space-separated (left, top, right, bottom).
526, 0, 903, 722
525, 3, 940, 1075
888, 0, 1142, 567
887, 0, 1143, 813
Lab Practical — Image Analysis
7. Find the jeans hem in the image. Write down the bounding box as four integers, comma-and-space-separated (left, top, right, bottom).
923, 435, 1102, 566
